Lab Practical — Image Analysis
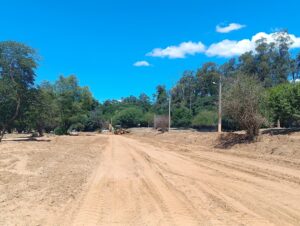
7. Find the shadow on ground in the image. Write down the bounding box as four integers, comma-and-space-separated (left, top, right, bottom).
2, 137, 51, 142
215, 133, 252, 149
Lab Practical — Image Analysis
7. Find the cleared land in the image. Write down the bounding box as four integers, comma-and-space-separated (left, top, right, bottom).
0, 130, 300, 225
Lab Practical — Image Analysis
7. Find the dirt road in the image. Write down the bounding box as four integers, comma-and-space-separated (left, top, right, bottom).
62, 135, 300, 226
1, 132, 300, 225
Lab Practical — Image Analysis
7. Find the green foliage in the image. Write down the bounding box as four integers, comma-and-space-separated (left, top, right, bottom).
141, 112, 155, 127
54, 127, 66, 135
192, 110, 217, 128
154, 85, 169, 115
1, 35, 300, 140
53, 75, 95, 133
85, 107, 105, 131
0, 41, 38, 140
267, 82, 300, 126
172, 107, 192, 127
24, 85, 59, 135
196, 62, 220, 96
193, 96, 217, 112
171, 71, 197, 111
113, 107, 144, 128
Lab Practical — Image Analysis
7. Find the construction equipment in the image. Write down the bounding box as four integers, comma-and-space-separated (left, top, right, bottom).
114, 125, 129, 135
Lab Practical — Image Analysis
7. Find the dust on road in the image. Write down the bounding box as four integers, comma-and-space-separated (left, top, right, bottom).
1, 131, 300, 225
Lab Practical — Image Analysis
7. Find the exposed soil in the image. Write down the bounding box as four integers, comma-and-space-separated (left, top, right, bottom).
1, 129, 300, 225
0, 134, 107, 226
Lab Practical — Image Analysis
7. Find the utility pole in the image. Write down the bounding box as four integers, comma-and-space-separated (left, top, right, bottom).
168, 92, 171, 131
218, 74, 222, 133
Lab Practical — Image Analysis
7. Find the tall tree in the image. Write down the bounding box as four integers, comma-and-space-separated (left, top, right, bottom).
196, 62, 220, 97
172, 70, 197, 111
154, 85, 169, 115
138, 93, 152, 112
54, 75, 94, 134
0, 41, 38, 141
272, 30, 293, 85
254, 38, 274, 87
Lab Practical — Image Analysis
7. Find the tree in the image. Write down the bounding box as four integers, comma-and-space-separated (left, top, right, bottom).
85, 106, 105, 131
171, 71, 197, 112
223, 75, 267, 140
196, 62, 220, 97
113, 107, 143, 128
24, 84, 59, 136
0, 41, 38, 141
220, 58, 236, 78
192, 110, 218, 129
254, 38, 274, 87
138, 93, 152, 112
272, 30, 293, 85
142, 111, 155, 127
172, 106, 192, 127
238, 52, 257, 78
54, 75, 95, 134
290, 53, 300, 82
267, 83, 300, 127
154, 85, 169, 115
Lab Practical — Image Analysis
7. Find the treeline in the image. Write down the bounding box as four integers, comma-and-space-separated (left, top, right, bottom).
153, 30, 300, 136
0, 30, 300, 141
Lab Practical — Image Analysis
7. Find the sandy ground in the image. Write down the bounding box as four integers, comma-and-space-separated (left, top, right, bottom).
0, 134, 107, 226
1, 130, 300, 225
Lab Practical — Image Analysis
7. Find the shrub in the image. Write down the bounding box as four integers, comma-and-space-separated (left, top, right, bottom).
267, 82, 300, 127
172, 107, 192, 127
192, 110, 217, 129
141, 112, 154, 127
69, 123, 85, 132
223, 75, 267, 140
54, 127, 66, 135
113, 107, 143, 128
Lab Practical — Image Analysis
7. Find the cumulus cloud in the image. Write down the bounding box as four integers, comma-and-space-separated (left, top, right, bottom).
206, 32, 300, 57
147, 41, 206, 59
216, 23, 246, 33
133, 61, 151, 67
206, 39, 253, 57
146, 32, 300, 59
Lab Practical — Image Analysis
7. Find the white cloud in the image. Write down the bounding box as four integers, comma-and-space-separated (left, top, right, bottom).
133, 61, 150, 67
146, 32, 300, 59
206, 32, 300, 58
206, 39, 253, 57
289, 34, 300, 48
216, 23, 246, 33
147, 41, 206, 59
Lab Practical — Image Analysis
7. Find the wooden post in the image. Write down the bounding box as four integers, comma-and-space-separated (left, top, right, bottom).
218, 74, 222, 133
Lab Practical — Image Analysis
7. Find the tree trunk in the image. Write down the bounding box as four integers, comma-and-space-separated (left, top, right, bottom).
37, 128, 44, 137
0, 129, 5, 142
277, 119, 281, 128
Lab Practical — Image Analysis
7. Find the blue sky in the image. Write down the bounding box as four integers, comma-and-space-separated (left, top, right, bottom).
1, 0, 300, 101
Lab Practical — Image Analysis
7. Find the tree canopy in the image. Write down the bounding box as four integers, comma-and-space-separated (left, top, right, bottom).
1, 31, 300, 141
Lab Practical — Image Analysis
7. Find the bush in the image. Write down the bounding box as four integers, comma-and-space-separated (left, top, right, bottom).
172, 107, 192, 127
54, 127, 66, 135
69, 123, 85, 132
192, 110, 217, 129
141, 112, 154, 127
223, 75, 267, 140
267, 82, 300, 127
113, 107, 143, 128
